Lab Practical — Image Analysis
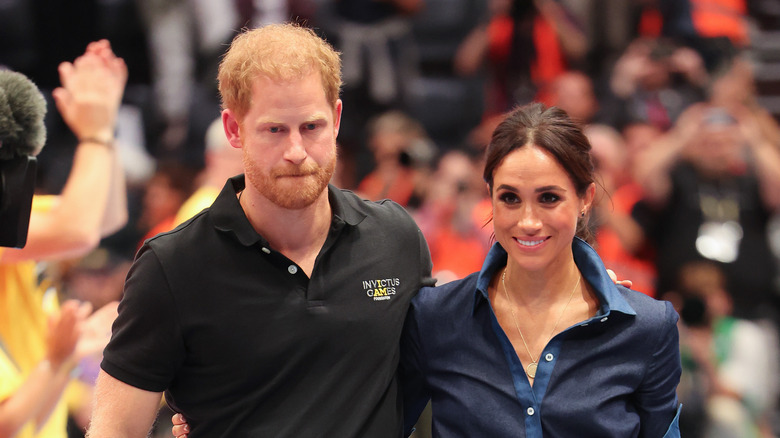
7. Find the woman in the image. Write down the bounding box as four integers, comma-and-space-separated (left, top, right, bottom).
171, 103, 681, 437
400, 103, 681, 437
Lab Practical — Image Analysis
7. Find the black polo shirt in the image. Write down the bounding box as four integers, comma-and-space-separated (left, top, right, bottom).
102, 175, 435, 437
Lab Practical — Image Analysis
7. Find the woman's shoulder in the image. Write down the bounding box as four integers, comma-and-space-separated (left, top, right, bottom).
617, 285, 679, 326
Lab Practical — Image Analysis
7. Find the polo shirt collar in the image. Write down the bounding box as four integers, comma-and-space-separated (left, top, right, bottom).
472, 238, 636, 317
327, 184, 366, 227
211, 175, 366, 247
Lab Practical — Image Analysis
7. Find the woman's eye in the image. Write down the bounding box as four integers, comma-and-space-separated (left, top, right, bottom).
499, 192, 519, 204
539, 192, 560, 204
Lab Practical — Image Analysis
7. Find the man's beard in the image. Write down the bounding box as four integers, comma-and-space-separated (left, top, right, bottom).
244, 149, 337, 210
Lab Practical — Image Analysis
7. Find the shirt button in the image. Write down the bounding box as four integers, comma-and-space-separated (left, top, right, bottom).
261, 247, 271, 254
527, 407, 535, 416
545, 353, 554, 362
288, 265, 298, 274
600, 317, 608, 322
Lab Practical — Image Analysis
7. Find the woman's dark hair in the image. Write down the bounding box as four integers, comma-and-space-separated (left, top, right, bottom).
483, 102, 595, 241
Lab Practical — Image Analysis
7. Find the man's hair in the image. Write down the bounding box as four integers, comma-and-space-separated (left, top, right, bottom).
218, 23, 342, 122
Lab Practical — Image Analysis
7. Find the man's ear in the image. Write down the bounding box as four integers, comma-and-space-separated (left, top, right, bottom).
222, 109, 243, 150
333, 99, 343, 138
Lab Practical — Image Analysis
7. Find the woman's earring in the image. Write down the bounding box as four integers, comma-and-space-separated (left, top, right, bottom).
581, 211, 586, 218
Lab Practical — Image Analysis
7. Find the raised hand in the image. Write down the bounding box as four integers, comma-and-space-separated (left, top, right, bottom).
52, 39, 128, 143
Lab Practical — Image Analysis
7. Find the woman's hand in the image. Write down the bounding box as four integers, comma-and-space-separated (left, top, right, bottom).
172, 412, 189, 438
607, 269, 632, 289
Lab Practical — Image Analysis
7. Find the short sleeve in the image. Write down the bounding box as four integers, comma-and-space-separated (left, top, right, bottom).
100, 246, 185, 392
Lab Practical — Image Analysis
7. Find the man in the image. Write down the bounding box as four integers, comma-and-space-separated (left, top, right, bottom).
87, 23, 435, 437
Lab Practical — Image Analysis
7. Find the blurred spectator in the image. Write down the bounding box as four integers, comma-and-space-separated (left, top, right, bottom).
0, 40, 125, 438
543, 70, 600, 125
637, 0, 749, 69
136, 0, 237, 164
317, 0, 423, 187
136, 161, 199, 249
558, 0, 640, 78
604, 37, 708, 131
355, 110, 436, 208
586, 124, 657, 297
412, 148, 490, 283
454, 0, 587, 118
632, 98, 780, 323
173, 117, 244, 226
672, 260, 779, 438
708, 55, 780, 147
60, 249, 130, 315
622, 118, 665, 164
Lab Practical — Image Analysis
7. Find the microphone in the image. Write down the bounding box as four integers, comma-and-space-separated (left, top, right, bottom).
0, 69, 47, 248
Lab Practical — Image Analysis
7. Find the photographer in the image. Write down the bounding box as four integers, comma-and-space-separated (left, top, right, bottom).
631, 93, 780, 323
355, 110, 434, 208
0, 40, 127, 438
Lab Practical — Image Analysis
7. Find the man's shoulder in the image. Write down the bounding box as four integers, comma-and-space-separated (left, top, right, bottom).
143, 210, 217, 257
334, 187, 416, 226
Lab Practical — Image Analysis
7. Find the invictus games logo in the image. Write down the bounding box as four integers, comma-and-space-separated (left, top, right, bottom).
363, 278, 400, 301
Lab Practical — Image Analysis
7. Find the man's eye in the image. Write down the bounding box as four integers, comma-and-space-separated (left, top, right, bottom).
304, 123, 317, 131
269, 127, 280, 133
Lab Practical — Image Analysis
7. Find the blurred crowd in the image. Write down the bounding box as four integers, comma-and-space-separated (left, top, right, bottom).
2, 0, 780, 437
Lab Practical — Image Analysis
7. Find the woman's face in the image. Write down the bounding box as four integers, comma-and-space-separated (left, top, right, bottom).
491, 145, 594, 273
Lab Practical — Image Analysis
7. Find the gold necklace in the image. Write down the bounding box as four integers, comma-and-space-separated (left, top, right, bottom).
500, 269, 580, 379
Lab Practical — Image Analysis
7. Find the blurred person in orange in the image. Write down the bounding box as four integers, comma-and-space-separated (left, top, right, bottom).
355, 110, 435, 208
586, 123, 658, 297
413, 148, 490, 283
455, 0, 587, 118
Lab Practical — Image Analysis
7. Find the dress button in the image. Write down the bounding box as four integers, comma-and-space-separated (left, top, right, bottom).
288, 265, 298, 274
261, 247, 271, 254
600, 317, 608, 322
526, 407, 535, 416
545, 353, 554, 362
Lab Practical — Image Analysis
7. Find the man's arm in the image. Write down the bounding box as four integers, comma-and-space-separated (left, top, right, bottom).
86, 371, 162, 438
